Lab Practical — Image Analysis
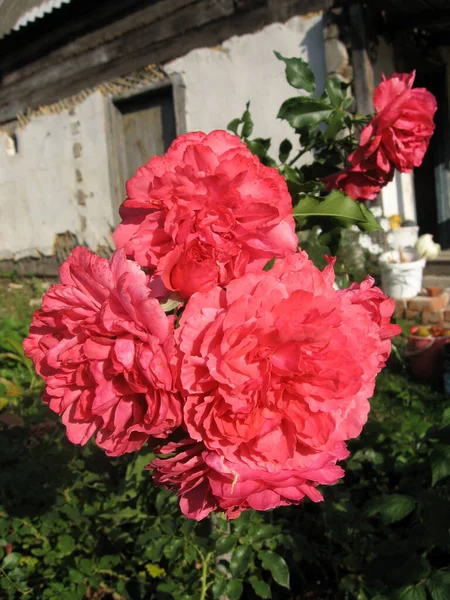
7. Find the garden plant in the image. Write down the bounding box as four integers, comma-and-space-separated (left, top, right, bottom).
0, 50, 449, 600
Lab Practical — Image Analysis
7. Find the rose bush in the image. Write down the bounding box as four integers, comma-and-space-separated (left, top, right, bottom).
23, 247, 182, 456
114, 130, 297, 298
23, 49, 433, 524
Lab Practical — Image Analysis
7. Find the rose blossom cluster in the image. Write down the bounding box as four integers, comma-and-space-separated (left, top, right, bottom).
323, 71, 437, 201
24, 130, 400, 520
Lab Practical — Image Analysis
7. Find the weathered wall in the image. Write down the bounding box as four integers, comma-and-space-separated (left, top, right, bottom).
165, 13, 326, 158
0, 14, 326, 262
0, 92, 114, 260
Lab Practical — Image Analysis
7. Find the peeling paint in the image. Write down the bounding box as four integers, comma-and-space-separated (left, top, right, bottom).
72, 142, 82, 158
76, 189, 86, 206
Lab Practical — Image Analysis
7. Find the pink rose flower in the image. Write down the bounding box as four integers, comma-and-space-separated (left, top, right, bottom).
149, 253, 401, 519
150, 436, 344, 521
323, 71, 436, 200
113, 130, 298, 298
350, 71, 437, 174
23, 247, 182, 456
322, 159, 394, 201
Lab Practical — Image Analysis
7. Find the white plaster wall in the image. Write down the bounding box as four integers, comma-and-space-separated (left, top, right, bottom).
0, 14, 327, 260
0, 92, 114, 259
374, 38, 417, 221
165, 13, 326, 159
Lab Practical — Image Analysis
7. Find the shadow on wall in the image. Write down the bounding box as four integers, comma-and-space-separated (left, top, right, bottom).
300, 19, 327, 95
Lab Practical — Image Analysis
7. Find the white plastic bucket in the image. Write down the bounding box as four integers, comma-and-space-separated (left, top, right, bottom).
379, 250, 425, 298
387, 226, 419, 250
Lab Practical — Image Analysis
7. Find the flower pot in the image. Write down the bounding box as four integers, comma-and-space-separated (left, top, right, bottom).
406, 335, 449, 381
379, 250, 425, 298
387, 226, 419, 250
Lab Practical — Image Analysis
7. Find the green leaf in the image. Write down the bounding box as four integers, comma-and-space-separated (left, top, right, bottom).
366, 494, 416, 524
274, 51, 315, 92
230, 545, 252, 578
227, 118, 241, 135
226, 578, 244, 599
212, 578, 228, 599
430, 445, 450, 486
2, 552, 21, 570
250, 524, 277, 544
69, 569, 84, 584
358, 203, 384, 232
57, 534, 75, 556
325, 110, 345, 141
216, 536, 236, 555
427, 571, 450, 600
278, 97, 332, 129
442, 407, 450, 425
325, 77, 345, 108
249, 575, 272, 598
394, 584, 427, 600
278, 138, 293, 163
293, 190, 373, 225
343, 96, 354, 110
97, 555, 120, 571
253, 137, 271, 151
246, 140, 268, 159
160, 297, 183, 313
263, 258, 276, 271
283, 164, 302, 184
259, 551, 290, 588
242, 103, 253, 138
78, 558, 93, 576
8, 567, 26, 582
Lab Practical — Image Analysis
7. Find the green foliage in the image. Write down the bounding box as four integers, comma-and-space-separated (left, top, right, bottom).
293, 190, 381, 232
2, 285, 449, 600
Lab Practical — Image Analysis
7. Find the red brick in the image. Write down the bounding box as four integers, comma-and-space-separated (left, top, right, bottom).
426, 286, 444, 297
408, 292, 449, 313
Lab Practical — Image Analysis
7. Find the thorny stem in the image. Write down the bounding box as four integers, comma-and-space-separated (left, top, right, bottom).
199, 552, 212, 600
288, 149, 306, 167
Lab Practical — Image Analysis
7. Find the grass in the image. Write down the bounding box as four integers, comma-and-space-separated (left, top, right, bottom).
0, 277, 50, 322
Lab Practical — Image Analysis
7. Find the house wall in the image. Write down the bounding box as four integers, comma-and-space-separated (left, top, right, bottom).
374, 37, 417, 222
0, 13, 326, 261
0, 92, 114, 260
164, 13, 326, 161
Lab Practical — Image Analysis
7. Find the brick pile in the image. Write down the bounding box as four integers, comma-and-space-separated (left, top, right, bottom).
394, 287, 450, 324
